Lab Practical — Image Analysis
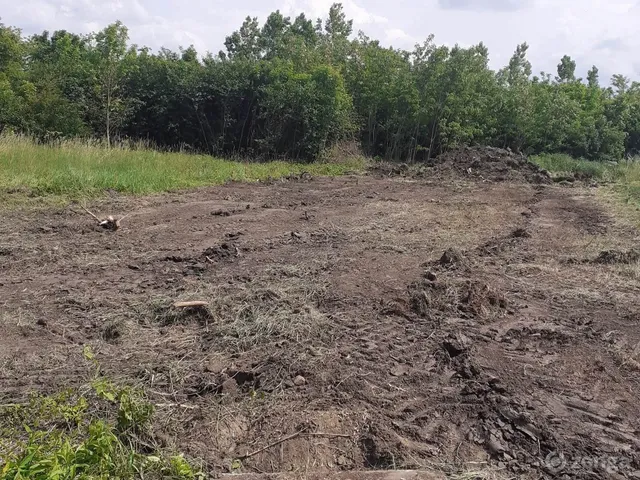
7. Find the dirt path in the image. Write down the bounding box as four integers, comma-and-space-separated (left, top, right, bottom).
1, 176, 639, 479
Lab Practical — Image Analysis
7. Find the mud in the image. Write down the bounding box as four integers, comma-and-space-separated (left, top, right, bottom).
1, 173, 639, 479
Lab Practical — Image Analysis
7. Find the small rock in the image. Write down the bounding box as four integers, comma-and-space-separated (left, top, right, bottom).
294, 375, 306, 386
485, 433, 506, 455
221, 378, 238, 395
36, 319, 47, 327
390, 363, 410, 377
442, 333, 472, 357
337, 455, 348, 466
205, 358, 226, 374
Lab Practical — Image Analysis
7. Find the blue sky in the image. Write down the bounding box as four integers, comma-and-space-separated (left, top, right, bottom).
2, 0, 639, 84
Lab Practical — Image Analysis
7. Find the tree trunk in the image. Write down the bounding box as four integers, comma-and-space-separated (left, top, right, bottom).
106, 88, 111, 149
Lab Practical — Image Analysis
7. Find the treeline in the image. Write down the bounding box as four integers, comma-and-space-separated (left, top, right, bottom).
1, 4, 640, 161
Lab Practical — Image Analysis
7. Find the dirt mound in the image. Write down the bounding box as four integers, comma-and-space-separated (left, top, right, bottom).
410, 250, 508, 321
432, 146, 552, 184
368, 147, 552, 185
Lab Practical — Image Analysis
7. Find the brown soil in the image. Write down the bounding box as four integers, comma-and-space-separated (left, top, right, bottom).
370, 146, 552, 185
1, 173, 639, 479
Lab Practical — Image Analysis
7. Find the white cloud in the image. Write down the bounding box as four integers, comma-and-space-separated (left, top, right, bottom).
282, 0, 387, 25
385, 28, 411, 42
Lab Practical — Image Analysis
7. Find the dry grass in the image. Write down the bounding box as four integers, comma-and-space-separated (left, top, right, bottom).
151, 274, 332, 353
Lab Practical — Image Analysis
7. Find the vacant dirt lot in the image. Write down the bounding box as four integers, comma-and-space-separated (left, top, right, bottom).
1, 170, 639, 479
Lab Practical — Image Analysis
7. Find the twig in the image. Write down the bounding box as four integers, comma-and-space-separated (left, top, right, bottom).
154, 403, 198, 410
239, 427, 308, 460
81, 205, 101, 222
305, 432, 351, 439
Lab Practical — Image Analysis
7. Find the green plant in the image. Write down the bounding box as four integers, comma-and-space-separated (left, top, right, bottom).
0, 351, 203, 480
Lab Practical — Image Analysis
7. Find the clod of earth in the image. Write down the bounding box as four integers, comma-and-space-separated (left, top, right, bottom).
442, 333, 472, 358
511, 228, 530, 238
593, 249, 640, 264
212, 209, 232, 216
203, 243, 239, 261
438, 248, 468, 268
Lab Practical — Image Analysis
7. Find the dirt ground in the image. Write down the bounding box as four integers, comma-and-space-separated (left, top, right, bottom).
1, 167, 640, 479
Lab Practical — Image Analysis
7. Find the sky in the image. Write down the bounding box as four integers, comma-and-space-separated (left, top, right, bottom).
1, 0, 639, 84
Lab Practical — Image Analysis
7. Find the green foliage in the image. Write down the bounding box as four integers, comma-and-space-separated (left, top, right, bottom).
1, 5, 640, 161
0, 355, 203, 480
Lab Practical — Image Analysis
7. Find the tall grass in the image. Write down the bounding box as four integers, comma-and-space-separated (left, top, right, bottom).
0, 135, 365, 198
531, 153, 640, 207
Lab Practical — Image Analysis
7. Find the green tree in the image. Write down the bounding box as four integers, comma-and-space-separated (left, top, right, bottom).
556, 54, 576, 83
91, 21, 131, 146
225, 17, 261, 61
587, 65, 599, 88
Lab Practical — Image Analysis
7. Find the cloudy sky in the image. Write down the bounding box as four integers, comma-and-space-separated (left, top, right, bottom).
2, 0, 639, 84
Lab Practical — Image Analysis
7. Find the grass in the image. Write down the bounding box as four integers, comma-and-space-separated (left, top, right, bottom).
531, 153, 640, 209
0, 135, 366, 200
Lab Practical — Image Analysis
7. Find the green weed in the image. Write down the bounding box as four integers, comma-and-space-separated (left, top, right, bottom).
0, 351, 203, 480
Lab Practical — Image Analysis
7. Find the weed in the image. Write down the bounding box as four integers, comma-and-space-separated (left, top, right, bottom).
0, 352, 203, 480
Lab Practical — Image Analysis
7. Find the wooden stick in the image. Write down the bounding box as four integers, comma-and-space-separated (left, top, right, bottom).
173, 301, 208, 308
305, 432, 352, 438
81, 204, 101, 222
237, 429, 351, 461
239, 428, 307, 460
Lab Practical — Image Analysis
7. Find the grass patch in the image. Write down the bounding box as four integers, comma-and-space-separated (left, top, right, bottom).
531, 153, 640, 208
0, 349, 203, 480
531, 153, 617, 181
0, 135, 366, 200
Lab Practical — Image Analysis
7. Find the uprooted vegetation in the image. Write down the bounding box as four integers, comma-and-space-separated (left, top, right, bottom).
0, 351, 203, 479
1, 169, 640, 479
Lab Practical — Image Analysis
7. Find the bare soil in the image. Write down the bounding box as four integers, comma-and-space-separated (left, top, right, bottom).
370, 146, 553, 185
1, 170, 639, 479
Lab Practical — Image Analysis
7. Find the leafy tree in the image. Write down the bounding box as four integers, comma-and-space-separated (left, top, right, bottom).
91, 21, 131, 146
587, 66, 599, 88
0, 23, 27, 132
260, 11, 291, 59
556, 54, 576, 83
1, 6, 639, 161
224, 17, 261, 61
